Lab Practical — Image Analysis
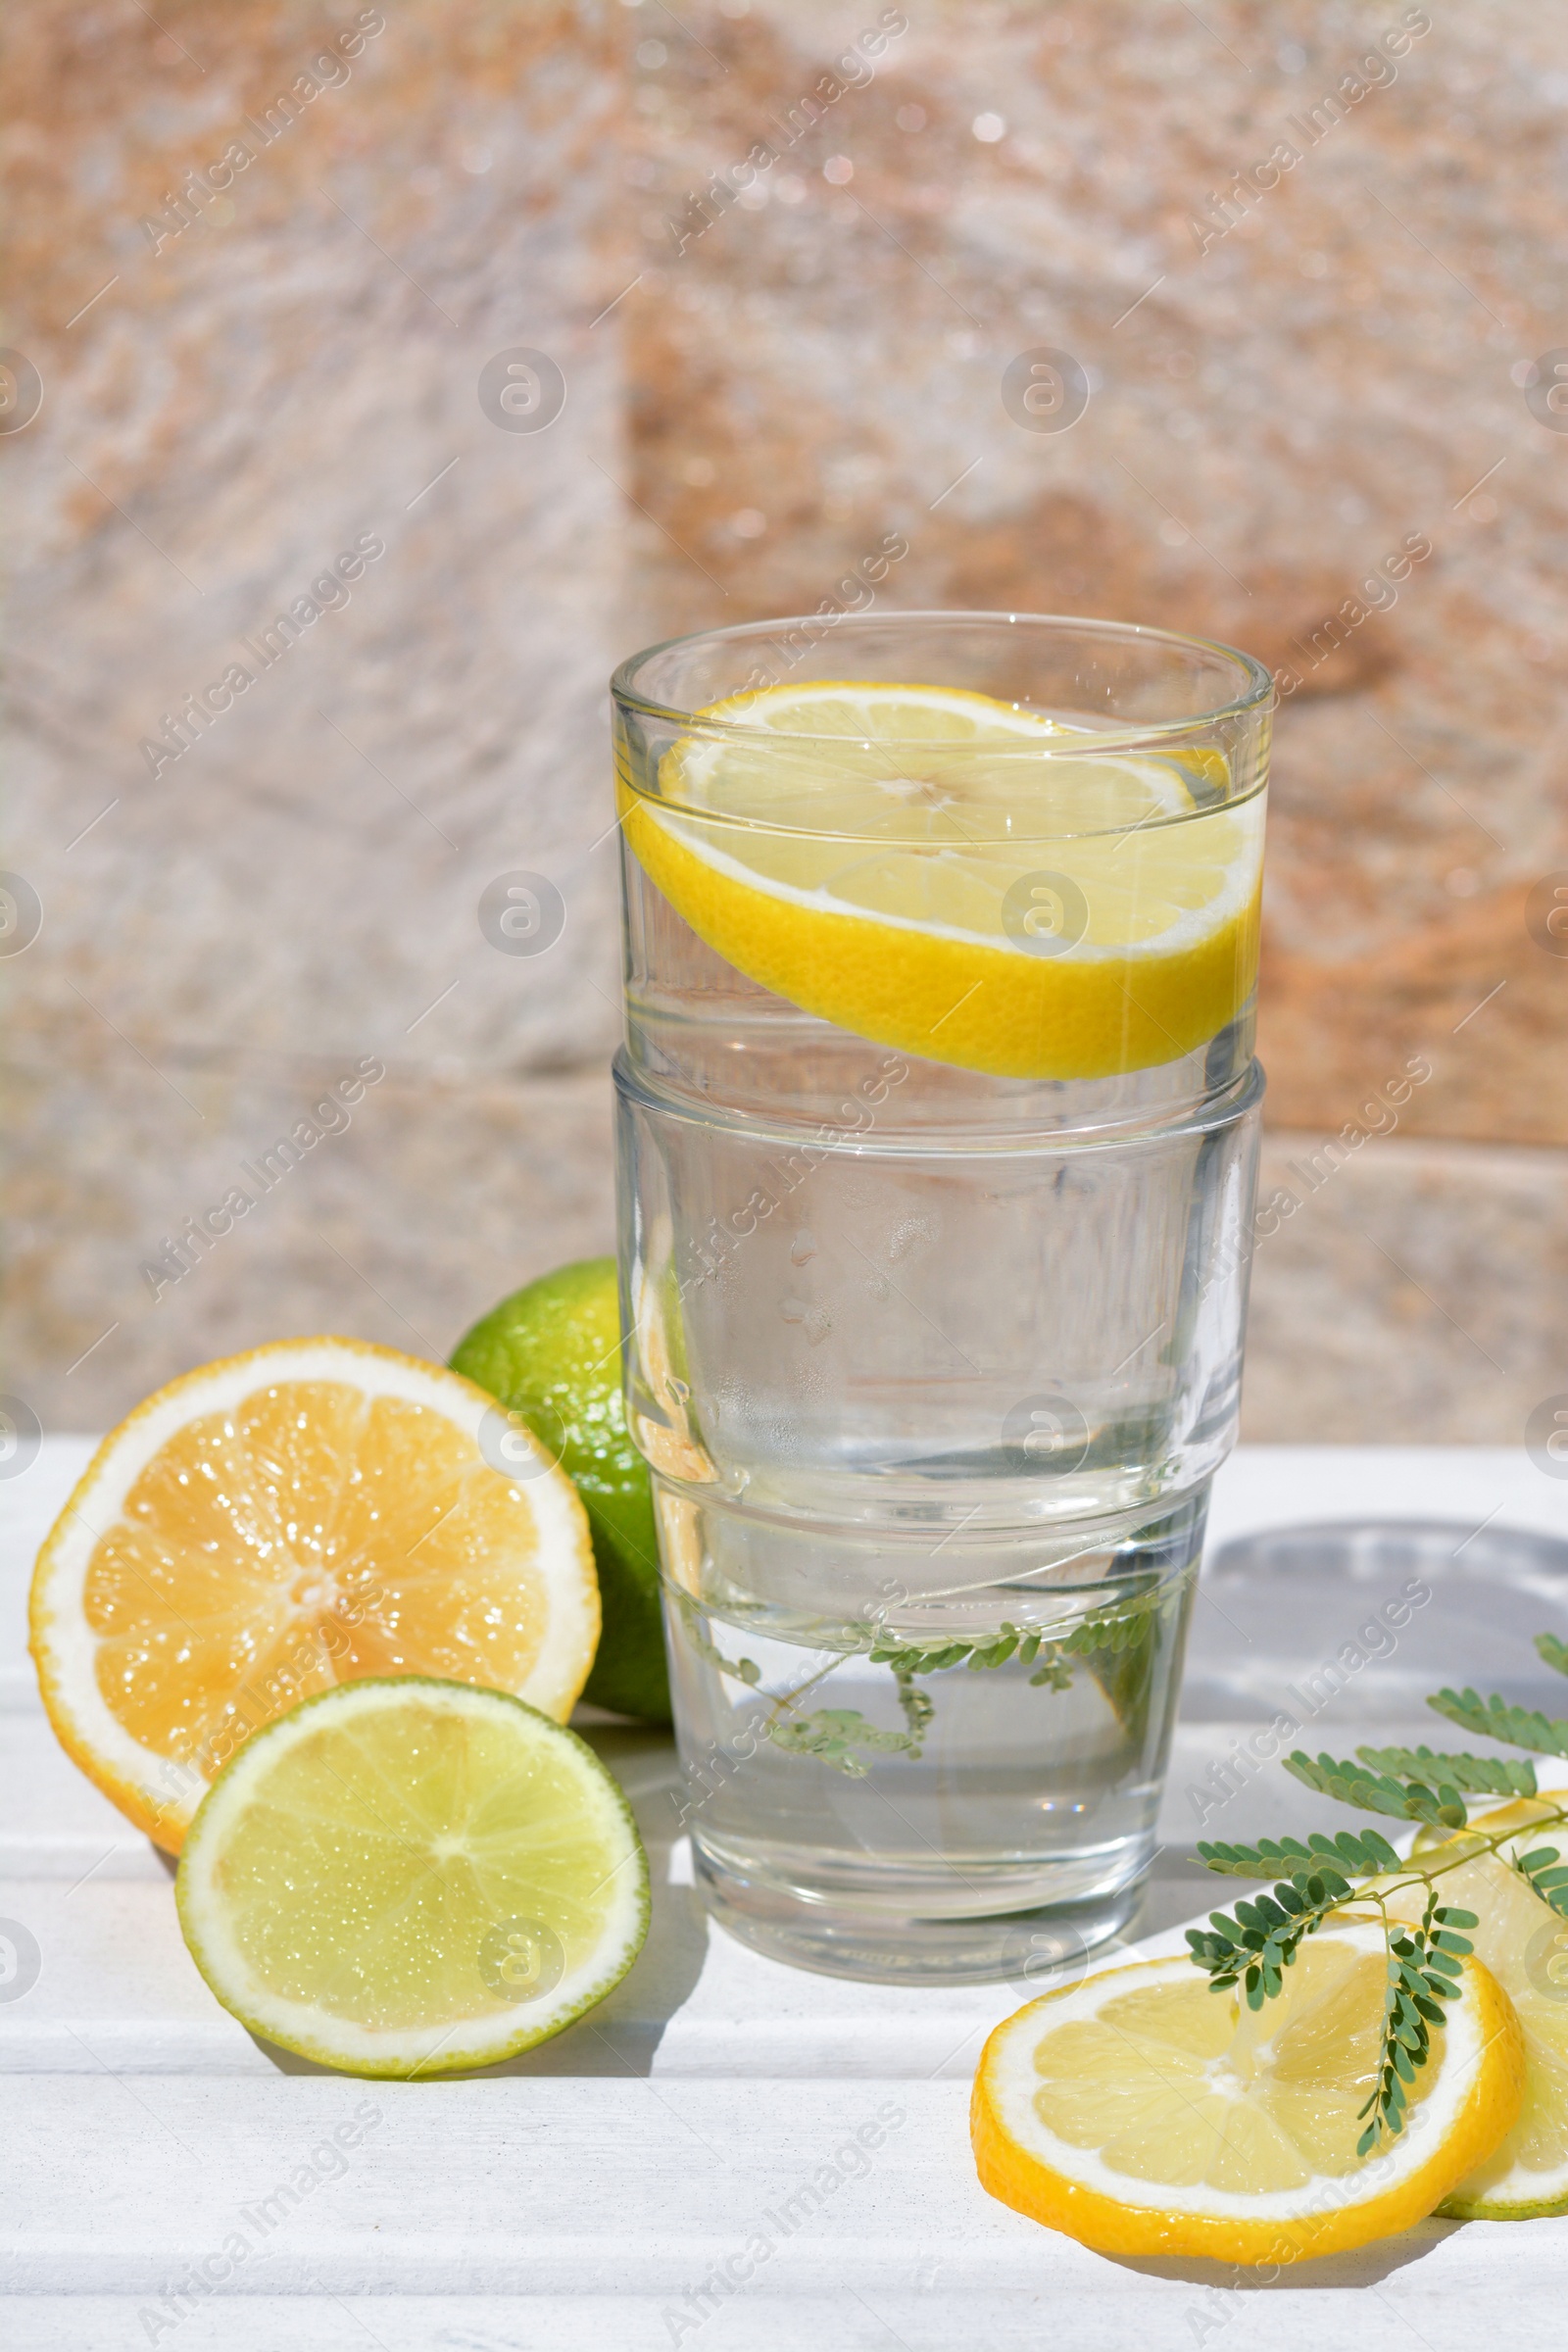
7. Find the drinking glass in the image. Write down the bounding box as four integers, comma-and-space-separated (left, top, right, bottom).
611, 612, 1272, 1982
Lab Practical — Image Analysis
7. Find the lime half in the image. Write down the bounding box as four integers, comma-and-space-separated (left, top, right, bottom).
176, 1677, 649, 2077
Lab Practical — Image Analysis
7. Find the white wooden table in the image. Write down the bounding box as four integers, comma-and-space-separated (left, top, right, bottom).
6, 1444, 1567, 2350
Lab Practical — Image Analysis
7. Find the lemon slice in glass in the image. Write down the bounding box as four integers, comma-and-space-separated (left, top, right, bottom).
176, 1677, 650, 2077
971, 1928, 1523, 2262
620, 680, 1264, 1080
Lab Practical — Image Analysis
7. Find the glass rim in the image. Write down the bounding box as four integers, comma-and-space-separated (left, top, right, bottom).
611, 610, 1277, 748
613, 1046, 1266, 1156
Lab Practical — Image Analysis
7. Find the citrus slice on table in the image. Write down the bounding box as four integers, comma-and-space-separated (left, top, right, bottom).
618, 680, 1265, 1080
971, 1928, 1523, 2262
1395, 1802, 1568, 2219
176, 1677, 649, 2077
29, 1338, 599, 1852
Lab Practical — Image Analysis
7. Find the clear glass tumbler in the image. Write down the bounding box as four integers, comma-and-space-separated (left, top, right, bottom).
611, 612, 1272, 1982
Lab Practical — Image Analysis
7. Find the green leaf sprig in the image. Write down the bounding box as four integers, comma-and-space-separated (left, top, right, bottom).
1186, 1626, 1568, 2154
1281, 1751, 1469, 1830
869, 1619, 1044, 1677
1354, 1745, 1539, 1798
868, 1582, 1168, 1696
1359, 1891, 1479, 2159
761, 1707, 922, 1777
674, 1574, 1182, 1781
1426, 1688, 1568, 1758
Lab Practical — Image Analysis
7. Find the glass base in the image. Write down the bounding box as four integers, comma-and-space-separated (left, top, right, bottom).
692, 1837, 1146, 1985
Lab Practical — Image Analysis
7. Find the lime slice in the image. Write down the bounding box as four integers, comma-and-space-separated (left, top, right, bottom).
620, 681, 1265, 1080
176, 1677, 649, 2077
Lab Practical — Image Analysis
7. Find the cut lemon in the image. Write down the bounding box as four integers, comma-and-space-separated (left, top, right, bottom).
971, 1928, 1523, 2263
29, 1339, 599, 1852
619, 681, 1265, 1080
176, 1677, 649, 2076
1394, 1802, 1568, 2219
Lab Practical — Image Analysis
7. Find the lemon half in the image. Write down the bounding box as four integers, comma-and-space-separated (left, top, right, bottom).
620, 681, 1265, 1080
29, 1338, 599, 1850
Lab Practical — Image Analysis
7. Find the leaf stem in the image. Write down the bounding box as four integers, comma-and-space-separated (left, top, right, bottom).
764, 1658, 843, 1727
1355, 1802, 1568, 1912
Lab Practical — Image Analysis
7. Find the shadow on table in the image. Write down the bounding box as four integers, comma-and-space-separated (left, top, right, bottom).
490, 1727, 709, 2080
1132, 1846, 1223, 1940
1108, 2214, 1462, 2289
249, 1724, 711, 2082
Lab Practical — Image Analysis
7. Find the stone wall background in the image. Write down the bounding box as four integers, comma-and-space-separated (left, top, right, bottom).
4, 0, 1566, 1445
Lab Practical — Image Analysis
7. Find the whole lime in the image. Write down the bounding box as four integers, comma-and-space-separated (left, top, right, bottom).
451, 1257, 669, 1723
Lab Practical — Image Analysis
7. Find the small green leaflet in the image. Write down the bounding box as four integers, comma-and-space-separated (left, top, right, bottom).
1355, 1743, 1538, 1798
1426, 1687, 1568, 1759
1513, 1845, 1568, 1920
1198, 1828, 1400, 1879
1536, 1633, 1568, 1681
1282, 1750, 1467, 1829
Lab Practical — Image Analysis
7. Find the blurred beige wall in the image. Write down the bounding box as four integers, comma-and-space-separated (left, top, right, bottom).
4, 0, 1567, 1446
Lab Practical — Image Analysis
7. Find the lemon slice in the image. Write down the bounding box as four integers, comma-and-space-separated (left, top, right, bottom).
1395, 1803, 1568, 2219
176, 1677, 649, 2077
29, 1338, 599, 1851
971, 1929, 1523, 2262
620, 681, 1265, 1080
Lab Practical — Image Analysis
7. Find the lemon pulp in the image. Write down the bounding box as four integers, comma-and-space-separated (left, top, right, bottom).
29, 1339, 598, 1848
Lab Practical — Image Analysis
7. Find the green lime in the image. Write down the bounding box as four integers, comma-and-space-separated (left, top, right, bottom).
451, 1257, 669, 1722
176, 1677, 650, 2078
